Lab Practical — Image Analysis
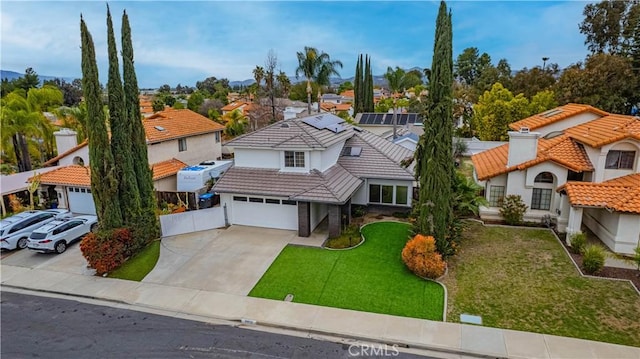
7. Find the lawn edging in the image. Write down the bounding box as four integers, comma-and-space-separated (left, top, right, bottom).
360, 220, 448, 321
462, 218, 640, 296
322, 234, 365, 251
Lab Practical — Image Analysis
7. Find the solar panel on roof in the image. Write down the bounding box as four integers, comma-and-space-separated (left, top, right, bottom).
384, 114, 393, 125
408, 114, 417, 123
302, 115, 345, 131
361, 113, 370, 124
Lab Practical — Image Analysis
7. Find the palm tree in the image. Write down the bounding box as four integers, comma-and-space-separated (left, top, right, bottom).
252, 66, 264, 98
295, 46, 343, 114
53, 103, 89, 142
1, 86, 63, 171
223, 109, 248, 138
384, 67, 419, 139
276, 71, 291, 98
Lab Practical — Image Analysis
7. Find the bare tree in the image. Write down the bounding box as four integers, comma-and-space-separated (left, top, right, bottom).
265, 50, 278, 122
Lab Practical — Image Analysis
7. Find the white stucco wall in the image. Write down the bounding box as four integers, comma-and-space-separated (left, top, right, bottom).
233, 148, 280, 169
365, 178, 413, 207
154, 176, 177, 192
319, 141, 344, 172
528, 112, 602, 137
147, 132, 222, 166
601, 141, 640, 181
583, 208, 640, 255
352, 179, 369, 205
311, 202, 328, 229
59, 146, 89, 167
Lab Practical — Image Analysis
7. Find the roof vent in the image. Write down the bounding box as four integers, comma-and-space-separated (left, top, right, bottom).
154, 126, 166, 131
519, 127, 530, 133
281, 123, 290, 128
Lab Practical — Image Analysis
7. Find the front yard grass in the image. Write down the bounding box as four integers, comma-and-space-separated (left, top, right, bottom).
442, 222, 640, 347
249, 222, 445, 320
107, 240, 160, 281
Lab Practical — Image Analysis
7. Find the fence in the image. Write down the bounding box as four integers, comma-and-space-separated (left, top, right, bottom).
159, 205, 226, 237
155, 191, 198, 210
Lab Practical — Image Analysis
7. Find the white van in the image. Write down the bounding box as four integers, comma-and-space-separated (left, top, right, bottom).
0, 209, 71, 250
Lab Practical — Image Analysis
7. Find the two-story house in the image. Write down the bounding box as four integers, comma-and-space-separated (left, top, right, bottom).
212, 113, 414, 238
471, 104, 640, 254
36, 108, 224, 215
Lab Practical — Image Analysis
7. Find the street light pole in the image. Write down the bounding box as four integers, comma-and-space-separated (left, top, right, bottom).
542, 57, 550, 71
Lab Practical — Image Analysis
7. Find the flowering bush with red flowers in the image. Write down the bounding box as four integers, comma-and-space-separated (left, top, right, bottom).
401, 234, 446, 279
80, 228, 135, 275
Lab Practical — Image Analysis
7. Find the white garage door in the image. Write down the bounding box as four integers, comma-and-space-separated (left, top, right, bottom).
231, 196, 298, 230
66, 187, 97, 215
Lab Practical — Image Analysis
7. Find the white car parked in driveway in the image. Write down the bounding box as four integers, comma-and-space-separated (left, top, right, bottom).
27, 215, 98, 254
0, 209, 71, 250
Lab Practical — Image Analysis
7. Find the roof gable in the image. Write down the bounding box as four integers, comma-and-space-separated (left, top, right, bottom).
508, 103, 608, 131
565, 114, 640, 148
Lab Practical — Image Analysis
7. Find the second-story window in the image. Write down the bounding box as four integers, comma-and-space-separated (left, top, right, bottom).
178, 138, 187, 152
605, 150, 635, 169
215, 132, 221, 143
284, 151, 305, 168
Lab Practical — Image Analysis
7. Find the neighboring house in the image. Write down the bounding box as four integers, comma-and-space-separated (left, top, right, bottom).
221, 101, 250, 115
213, 114, 414, 238
321, 93, 344, 104
391, 132, 419, 151
36, 159, 187, 215
471, 103, 640, 254
354, 112, 424, 137
37, 108, 224, 214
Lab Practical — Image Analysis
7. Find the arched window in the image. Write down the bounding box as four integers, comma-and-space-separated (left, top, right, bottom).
72, 156, 85, 166
534, 172, 554, 183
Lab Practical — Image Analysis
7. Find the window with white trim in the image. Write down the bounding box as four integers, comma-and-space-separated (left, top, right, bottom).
605, 150, 635, 169
284, 151, 305, 168
531, 188, 552, 210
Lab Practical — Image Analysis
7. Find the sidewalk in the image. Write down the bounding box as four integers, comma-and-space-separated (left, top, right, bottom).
2, 263, 639, 359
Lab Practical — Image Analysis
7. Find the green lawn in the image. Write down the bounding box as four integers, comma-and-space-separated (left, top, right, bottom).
442, 222, 640, 347
108, 240, 161, 281
249, 222, 445, 320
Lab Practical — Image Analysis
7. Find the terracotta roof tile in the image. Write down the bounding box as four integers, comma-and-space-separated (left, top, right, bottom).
151, 158, 187, 180
221, 102, 248, 112
509, 103, 608, 131
565, 114, 640, 148
43, 140, 88, 167
560, 173, 640, 214
335, 103, 352, 112
471, 135, 594, 181
38, 165, 91, 187
143, 108, 224, 144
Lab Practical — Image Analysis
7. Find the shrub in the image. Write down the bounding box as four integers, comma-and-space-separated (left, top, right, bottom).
582, 245, 606, 274
402, 234, 446, 279
500, 195, 528, 225
569, 232, 587, 254
633, 245, 640, 271
80, 228, 135, 275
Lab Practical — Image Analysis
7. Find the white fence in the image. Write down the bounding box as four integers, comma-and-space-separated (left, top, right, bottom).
159, 206, 226, 237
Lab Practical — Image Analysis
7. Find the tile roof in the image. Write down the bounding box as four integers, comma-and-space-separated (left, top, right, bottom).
225, 114, 354, 150
43, 140, 88, 167
151, 158, 187, 180
37, 159, 187, 187
471, 135, 594, 181
340, 90, 354, 98
143, 108, 224, 144
335, 103, 352, 112
221, 102, 248, 112
508, 103, 609, 131
339, 130, 415, 180
559, 173, 640, 214
212, 164, 362, 204
564, 114, 640, 148
38, 165, 91, 187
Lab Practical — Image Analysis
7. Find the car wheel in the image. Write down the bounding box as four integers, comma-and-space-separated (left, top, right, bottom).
54, 241, 67, 254
90, 223, 98, 233
17, 237, 28, 250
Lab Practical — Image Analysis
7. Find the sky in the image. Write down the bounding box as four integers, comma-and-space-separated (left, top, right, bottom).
1, 1, 591, 89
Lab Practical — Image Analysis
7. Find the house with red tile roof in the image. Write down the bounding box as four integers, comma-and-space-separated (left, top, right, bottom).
36, 108, 224, 215
471, 104, 640, 254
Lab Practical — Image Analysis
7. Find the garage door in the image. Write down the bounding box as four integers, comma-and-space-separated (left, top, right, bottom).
66, 187, 97, 215
231, 196, 298, 230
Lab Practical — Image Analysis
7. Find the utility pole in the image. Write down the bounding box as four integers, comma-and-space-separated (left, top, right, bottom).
542, 57, 549, 71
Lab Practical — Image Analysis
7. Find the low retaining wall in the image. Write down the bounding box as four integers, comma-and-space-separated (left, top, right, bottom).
159, 206, 226, 237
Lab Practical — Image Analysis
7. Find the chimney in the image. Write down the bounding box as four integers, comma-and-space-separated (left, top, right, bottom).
507, 128, 540, 167
53, 128, 78, 155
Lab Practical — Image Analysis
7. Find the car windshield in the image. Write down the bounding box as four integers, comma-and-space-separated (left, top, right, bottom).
29, 232, 47, 239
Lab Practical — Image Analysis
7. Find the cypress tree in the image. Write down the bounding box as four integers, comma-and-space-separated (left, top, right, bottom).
414, 1, 455, 256
107, 6, 141, 227
80, 16, 123, 229
353, 54, 363, 115
364, 55, 374, 112
122, 10, 160, 241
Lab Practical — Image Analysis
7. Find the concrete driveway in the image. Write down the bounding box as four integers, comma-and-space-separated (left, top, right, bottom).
0, 243, 93, 276
143, 225, 325, 296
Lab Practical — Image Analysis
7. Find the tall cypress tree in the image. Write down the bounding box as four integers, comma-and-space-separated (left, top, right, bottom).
122, 10, 160, 241
364, 55, 374, 112
353, 54, 363, 115
106, 6, 141, 226
415, 1, 455, 256
80, 16, 122, 229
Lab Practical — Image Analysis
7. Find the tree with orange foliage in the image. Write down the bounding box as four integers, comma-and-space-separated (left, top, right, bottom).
402, 234, 446, 279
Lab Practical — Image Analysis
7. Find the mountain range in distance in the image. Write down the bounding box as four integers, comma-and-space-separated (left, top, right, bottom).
2, 66, 427, 89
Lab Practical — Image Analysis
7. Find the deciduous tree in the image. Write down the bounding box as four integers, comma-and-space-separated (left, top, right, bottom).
473, 83, 530, 141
